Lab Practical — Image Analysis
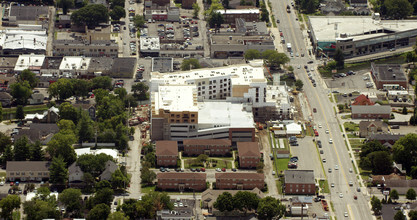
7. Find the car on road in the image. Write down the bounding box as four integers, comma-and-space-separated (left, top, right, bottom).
232, 168, 237, 172
216, 168, 221, 172
318, 124, 322, 128
221, 168, 226, 172
335, 165, 339, 170
328, 168, 332, 173
331, 183, 335, 187
298, 65, 301, 69
304, 65, 308, 69
296, 53, 299, 57
357, 187, 361, 192
277, 19, 280, 23
329, 139, 333, 144
313, 108, 317, 113
307, 61, 314, 64
354, 195, 357, 200
322, 158, 326, 163
320, 150, 324, 154
190, 168, 196, 172
349, 168, 353, 173
339, 193, 343, 198
272, 171, 276, 175
344, 212, 348, 217
349, 181, 353, 186
313, 83, 317, 87
325, 129, 329, 134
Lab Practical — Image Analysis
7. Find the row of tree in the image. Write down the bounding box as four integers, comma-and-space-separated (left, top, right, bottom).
244, 49, 290, 69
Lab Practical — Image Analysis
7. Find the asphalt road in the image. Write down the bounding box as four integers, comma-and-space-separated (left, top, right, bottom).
270, 1, 373, 219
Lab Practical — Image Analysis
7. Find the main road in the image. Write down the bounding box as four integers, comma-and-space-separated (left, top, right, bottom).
269, 1, 373, 219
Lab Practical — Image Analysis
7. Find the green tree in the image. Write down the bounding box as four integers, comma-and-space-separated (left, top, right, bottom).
334, 48, 345, 69
145, 152, 156, 167
393, 133, 417, 173
192, 3, 200, 18
257, 196, 286, 220
233, 191, 259, 214
96, 95, 125, 119
76, 153, 114, 177
368, 151, 392, 174
0, 132, 11, 153
261, 50, 290, 68
95, 180, 112, 191
58, 119, 76, 132
89, 188, 114, 207
208, 11, 224, 29
110, 169, 129, 191
204, 0, 224, 16
407, 188, 417, 201
181, 58, 201, 71
87, 203, 110, 220
59, 188, 82, 217
131, 83, 149, 101
2, 145, 14, 166
260, 2, 269, 22
140, 166, 156, 186
0, 195, 21, 220
107, 211, 129, 220
390, 189, 399, 202
30, 141, 44, 161
133, 15, 146, 28
10, 81, 32, 105
13, 136, 30, 161
77, 111, 94, 142
49, 156, 68, 186
244, 49, 261, 60
394, 210, 406, 220
109, 0, 125, 8
114, 87, 127, 100
15, 105, 25, 121
119, 199, 138, 219
48, 78, 74, 100
18, 69, 39, 89
360, 140, 387, 158
72, 79, 92, 98
57, 0, 74, 15
213, 192, 234, 212
409, 210, 417, 220
110, 5, 126, 21
222, 0, 229, 8
92, 76, 112, 90
138, 192, 173, 218
23, 200, 60, 220
46, 132, 77, 166
295, 79, 304, 90
384, 0, 413, 19
71, 4, 109, 28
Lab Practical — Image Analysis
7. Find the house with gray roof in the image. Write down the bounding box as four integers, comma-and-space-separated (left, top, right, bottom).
99, 161, 118, 181
6, 161, 50, 181
13, 123, 59, 145
351, 104, 391, 119
284, 170, 316, 195
28, 93, 44, 105
68, 162, 85, 187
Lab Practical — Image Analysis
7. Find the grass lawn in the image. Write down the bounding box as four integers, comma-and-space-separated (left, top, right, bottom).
341, 115, 352, 119
347, 133, 358, 138
141, 185, 156, 194
276, 180, 282, 194
3, 104, 48, 116
319, 179, 330, 193
349, 139, 364, 148
329, 95, 334, 103
275, 158, 290, 174
344, 122, 359, 132
0, 172, 6, 179
357, 163, 372, 181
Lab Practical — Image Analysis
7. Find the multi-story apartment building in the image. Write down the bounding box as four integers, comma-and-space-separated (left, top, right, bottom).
237, 142, 260, 169
6, 161, 50, 182
183, 139, 232, 156
157, 173, 207, 191
284, 170, 316, 195
215, 173, 264, 190
215, 9, 260, 24
156, 140, 178, 167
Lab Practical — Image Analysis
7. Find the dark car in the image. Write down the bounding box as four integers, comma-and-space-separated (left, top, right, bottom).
232, 168, 237, 172
307, 61, 314, 64
304, 65, 308, 69
277, 19, 280, 23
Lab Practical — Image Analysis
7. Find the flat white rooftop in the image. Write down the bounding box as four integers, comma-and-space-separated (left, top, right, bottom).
0, 29, 47, 51
140, 36, 160, 51
309, 16, 417, 42
14, 54, 45, 72
153, 85, 198, 112
198, 101, 254, 128
59, 56, 91, 71
151, 65, 266, 87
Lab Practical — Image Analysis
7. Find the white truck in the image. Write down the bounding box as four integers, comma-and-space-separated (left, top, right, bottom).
287, 43, 292, 51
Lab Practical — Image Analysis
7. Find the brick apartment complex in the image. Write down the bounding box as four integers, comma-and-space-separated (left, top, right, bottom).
237, 142, 260, 169
351, 104, 391, 119
6, 161, 50, 182
371, 63, 408, 90
156, 141, 178, 167
183, 139, 232, 156
157, 173, 207, 191
284, 170, 316, 195
215, 9, 260, 24
215, 173, 264, 190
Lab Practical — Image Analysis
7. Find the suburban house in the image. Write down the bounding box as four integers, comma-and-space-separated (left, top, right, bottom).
156, 140, 178, 167
351, 104, 391, 119
183, 139, 232, 156
68, 162, 85, 187
215, 173, 264, 190
99, 161, 118, 181
25, 106, 60, 123
157, 173, 207, 191
371, 174, 406, 185
359, 121, 388, 138
201, 188, 264, 213
28, 93, 44, 105
6, 161, 50, 182
352, 94, 374, 106
237, 142, 261, 169
367, 134, 404, 145
0, 92, 12, 107
13, 123, 60, 145
284, 170, 316, 195
370, 63, 408, 90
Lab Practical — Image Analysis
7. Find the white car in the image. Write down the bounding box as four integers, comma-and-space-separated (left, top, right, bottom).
331, 183, 335, 187
349, 168, 353, 173
329, 139, 333, 144
216, 168, 221, 172
339, 193, 343, 198
0, 182, 4, 186
318, 124, 322, 128
322, 159, 326, 163
325, 129, 329, 134
344, 212, 348, 217
349, 181, 353, 186
335, 165, 339, 170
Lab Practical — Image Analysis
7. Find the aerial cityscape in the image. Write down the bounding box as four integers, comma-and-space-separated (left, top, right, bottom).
0, 0, 416, 219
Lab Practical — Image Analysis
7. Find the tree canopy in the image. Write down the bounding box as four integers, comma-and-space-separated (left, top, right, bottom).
407, 188, 417, 201
18, 69, 38, 89
261, 50, 290, 68
384, 0, 413, 19
87, 203, 110, 220
59, 188, 82, 217
0, 195, 21, 220
49, 156, 68, 186
393, 133, 417, 173
71, 4, 109, 28
181, 58, 201, 71
10, 81, 32, 105
213, 192, 234, 212
244, 49, 261, 60
257, 196, 286, 220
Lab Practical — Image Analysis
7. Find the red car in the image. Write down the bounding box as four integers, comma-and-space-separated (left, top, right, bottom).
9, 182, 14, 186
314, 130, 319, 136
221, 168, 226, 172
201, 168, 205, 172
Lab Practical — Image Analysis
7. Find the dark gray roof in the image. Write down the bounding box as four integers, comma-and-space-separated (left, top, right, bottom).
285, 170, 315, 184
6, 161, 50, 172
351, 104, 391, 114
41, 57, 63, 70
30, 93, 44, 100
0, 92, 12, 99
10, 5, 48, 21
87, 57, 114, 73
368, 134, 404, 141
14, 123, 59, 144
68, 162, 83, 175
0, 57, 18, 69
372, 63, 407, 81
152, 57, 173, 73
359, 120, 387, 132
109, 58, 136, 78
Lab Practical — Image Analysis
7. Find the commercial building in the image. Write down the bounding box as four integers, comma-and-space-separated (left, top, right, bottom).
183, 139, 232, 156
0, 29, 47, 55
308, 16, 417, 58
14, 54, 45, 73
156, 140, 178, 167
144, 7, 180, 22
152, 57, 173, 73
140, 37, 161, 57
52, 39, 119, 57
59, 56, 91, 77
210, 35, 274, 58
370, 63, 408, 90
157, 173, 207, 191
237, 142, 260, 169
387, 90, 408, 100
6, 161, 50, 182
215, 173, 264, 190
351, 104, 391, 119
4, 5, 49, 26
284, 170, 316, 195
215, 9, 260, 24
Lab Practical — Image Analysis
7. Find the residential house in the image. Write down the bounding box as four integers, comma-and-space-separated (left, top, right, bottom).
352, 94, 375, 106
201, 188, 264, 212
156, 141, 178, 167
284, 170, 316, 195
6, 161, 50, 181
0, 92, 12, 107
99, 161, 118, 181
371, 63, 408, 90
359, 121, 388, 138
384, 179, 417, 194
367, 134, 404, 145
13, 123, 59, 145
157, 173, 207, 191
68, 162, 85, 187
237, 142, 261, 169
183, 139, 232, 156
25, 106, 59, 123
215, 173, 264, 190
0, 74, 17, 89
28, 93, 44, 105
351, 104, 391, 119
73, 101, 96, 120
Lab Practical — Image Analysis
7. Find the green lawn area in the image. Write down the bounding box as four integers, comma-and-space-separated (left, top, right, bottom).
357, 162, 372, 181
275, 158, 290, 174
341, 114, 352, 119
319, 179, 330, 193
141, 185, 156, 194
344, 122, 359, 132
329, 95, 334, 103
347, 133, 358, 138
276, 180, 282, 194
349, 138, 364, 148
0, 172, 6, 179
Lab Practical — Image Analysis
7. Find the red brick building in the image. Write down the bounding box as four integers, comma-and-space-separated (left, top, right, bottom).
215, 173, 264, 190
156, 141, 178, 167
352, 94, 374, 106
237, 142, 260, 169
215, 9, 260, 24
284, 170, 316, 195
371, 63, 408, 90
351, 104, 391, 119
157, 173, 207, 191
183, 139, 232, 156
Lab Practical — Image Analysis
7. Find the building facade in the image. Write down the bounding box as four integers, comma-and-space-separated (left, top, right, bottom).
284, 170, 316, 195
351, 104, 391, 119
215, 9, 260, 24
52, 40, 118, 57
156, 140, 178, 167
370, 63, 408, 90
157, 173, 207, 191
237, 142, 261, 169
183, 139, 232, 156
215, 173, 264, 190
6, 161, 50, 181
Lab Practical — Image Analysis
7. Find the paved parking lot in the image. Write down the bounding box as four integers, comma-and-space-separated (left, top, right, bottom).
325, 70, 374, 91
290, 136, 325, 179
